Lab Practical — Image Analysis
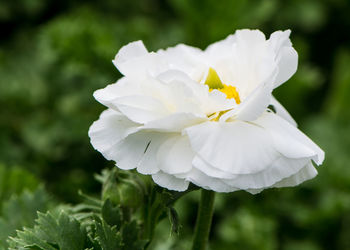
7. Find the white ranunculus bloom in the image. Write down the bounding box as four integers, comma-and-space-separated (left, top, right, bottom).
89, 29, 324, 193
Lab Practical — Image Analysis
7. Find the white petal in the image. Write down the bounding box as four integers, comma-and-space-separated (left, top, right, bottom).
192, 156, 237, 179
185, 121, 279, 175
157, 70, 206, 102
88, 109, 140, 157
235, 29, 267, 47
268, 30, 298, 87
152, 171, 189, 191
221, 84, 273, 122
93, 78, 134, 110
157, 76, 204, 115
269, 96, 297, 127
136, 133, 175, 174
269, 30, 292, 49
156, 69, 195, 84
157, 135, 194, 174
102, 131, 170, 174
256, 113, 324, 164
205, 34, 236, 63
245, 188, 264, 195
156, 71, 235, 116
95, 75, 214, 124
112, 95, 170, 123
273, 162, 317, 188
113, 41, 168, 78
157, 44, 206, 81
274, 46, 298, 87
218, 29, 276, 95
184, 168, 238, 192
227, 161, 317, 194
113, 41, 148, 66
222, 157, 311, 190
144, 112, 207, 132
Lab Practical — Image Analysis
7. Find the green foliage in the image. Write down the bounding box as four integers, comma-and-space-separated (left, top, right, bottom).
9, 211, 86, 250
96, 168, 194, 247
101, 199, 122, 229
325, 49, 350, 122
7, 194, 148, 250
216, 208, 277, 250
0, 165, 51, 249
98, 168, 146, 209
0, 187, 51, 249
0, 164, 40, 207
1, 0, 350, 249
170, 0, 277, 47
93, 217, 122, 250
7, 168, 187, 250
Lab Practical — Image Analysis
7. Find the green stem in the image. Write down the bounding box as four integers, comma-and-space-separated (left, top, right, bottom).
143, 185, 200, 249
192, 189, 215, 250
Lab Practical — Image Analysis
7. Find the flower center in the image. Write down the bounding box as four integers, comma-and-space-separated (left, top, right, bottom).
204, 67, 241, 104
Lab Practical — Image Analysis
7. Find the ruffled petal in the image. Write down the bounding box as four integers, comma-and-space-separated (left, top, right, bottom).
157, 70, 235, 115
157, 135, 194, 174
112, 41, 168, 79
88, 109, 140, 157
184, 168, 238, 192
144, 113, 207, 132
268, 30, 298, 88
212, 29, 277, 96
134, 132, 173, 174
185, 121, 279, 175
152, 171, 189, 191
113, 41, 148, 66
96, 130, 171, 174
157, 44, 206, 81
93, 78, 135, 110
272, 162, 318, 188
111, 95, 170, 123
205, 34, 236, 64
274, 46, 298, 87
222, 157, 311, 190
95, 76, 201, 124
256, 112, 324, 164
192, 156, 237, 179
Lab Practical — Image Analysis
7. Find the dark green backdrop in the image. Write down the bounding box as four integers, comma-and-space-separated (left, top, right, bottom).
1, 0, 350, 249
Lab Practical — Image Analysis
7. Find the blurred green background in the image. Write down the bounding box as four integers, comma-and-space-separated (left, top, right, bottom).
1, 0, 350, 249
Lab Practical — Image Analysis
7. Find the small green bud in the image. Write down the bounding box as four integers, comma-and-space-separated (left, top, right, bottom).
102, 168, 145, 209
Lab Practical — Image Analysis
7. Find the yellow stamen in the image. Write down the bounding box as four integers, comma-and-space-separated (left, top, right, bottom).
220, 85, 241, 104
204, 67, 241, 104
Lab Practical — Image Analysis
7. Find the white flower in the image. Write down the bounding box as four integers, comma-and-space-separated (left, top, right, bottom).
89, 29, 324, 194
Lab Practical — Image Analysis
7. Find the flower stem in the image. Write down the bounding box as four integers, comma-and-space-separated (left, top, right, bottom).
192, 189, 215, 250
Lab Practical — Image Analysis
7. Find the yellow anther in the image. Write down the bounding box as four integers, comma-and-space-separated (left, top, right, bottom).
220, 84, 241, 104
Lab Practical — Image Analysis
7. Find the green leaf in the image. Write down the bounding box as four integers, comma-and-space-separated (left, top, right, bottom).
121, 221, 147, 250
93, 217, 123, 250
9, 229, 57, 250
0, 187, 50, 249
101, 199, 122, 229
8, 211, 86, 250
